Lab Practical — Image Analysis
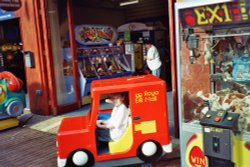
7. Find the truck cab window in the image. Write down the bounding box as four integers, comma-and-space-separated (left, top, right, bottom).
96, 92, 130, 155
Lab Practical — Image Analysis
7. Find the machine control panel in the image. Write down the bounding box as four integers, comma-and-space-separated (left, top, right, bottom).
200, 110, 239, 130
201, 110, 240, 165
202, 127, 232, 162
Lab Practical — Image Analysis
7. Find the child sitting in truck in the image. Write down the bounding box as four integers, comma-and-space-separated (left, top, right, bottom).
96, 92, 130, 142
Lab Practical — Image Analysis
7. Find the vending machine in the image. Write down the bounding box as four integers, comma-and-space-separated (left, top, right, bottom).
175, 0, 250, 166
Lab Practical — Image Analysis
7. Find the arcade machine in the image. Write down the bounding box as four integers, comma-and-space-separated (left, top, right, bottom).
0, 17, 27, 92
75, 25, 132, 103
117, 22, 168, 75
0, 71, 26, 130
117, 23, 148, 73
0, 44, 26, 92
175, 0, 250, 166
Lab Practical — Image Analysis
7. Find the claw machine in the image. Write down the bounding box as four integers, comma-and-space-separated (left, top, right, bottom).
175, 0, 250, 166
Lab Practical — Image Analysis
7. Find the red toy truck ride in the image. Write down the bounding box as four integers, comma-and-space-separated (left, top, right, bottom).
56, 75, 172, 167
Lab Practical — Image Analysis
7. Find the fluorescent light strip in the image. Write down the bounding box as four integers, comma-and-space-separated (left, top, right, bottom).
120, 0, 139, 6
175, 0, 233, 9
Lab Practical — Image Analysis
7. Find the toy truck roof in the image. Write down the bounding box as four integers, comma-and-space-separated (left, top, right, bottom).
91, 74, 165, 96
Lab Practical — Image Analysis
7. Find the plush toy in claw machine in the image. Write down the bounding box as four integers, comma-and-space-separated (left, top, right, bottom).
203, 38, 215, 65
0, 71, 26, 130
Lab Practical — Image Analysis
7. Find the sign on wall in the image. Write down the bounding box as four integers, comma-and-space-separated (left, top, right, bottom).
0, 0, 22, 11
180, 0, 250, 28
75, 25, 117, 46
0, 9, 15, 21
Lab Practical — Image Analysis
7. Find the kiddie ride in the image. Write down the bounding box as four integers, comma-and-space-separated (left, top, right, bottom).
0, 71, 26, 130
56, 75, 172, 167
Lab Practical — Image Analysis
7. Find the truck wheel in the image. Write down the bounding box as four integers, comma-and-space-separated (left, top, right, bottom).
137, 140, 162, 163
67, 149, 94, 167
6, 100, 24, 117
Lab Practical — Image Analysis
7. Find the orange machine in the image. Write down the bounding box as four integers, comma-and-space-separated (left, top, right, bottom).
56, 74, 172, 167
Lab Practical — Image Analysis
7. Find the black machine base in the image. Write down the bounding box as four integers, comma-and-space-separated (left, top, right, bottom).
208, 157, 234, 167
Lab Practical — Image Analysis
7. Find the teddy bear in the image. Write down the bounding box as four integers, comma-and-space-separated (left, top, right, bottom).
203, 39, 215, 65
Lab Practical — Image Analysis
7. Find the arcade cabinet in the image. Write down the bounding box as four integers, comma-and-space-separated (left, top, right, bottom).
175, 1, 250, 166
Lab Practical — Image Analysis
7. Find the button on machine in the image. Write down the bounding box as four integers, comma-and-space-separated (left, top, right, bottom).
214, 116, 221, 122
206, 114, 212, 118
227, 117, 233, 121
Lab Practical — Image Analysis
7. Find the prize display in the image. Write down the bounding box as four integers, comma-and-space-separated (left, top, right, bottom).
175, 1, 250, 167
78, 45, 131, 79
76, 25, 132, 96
180, 3, 250, 132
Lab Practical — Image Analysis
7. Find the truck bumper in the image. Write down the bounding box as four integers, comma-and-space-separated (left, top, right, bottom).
162, 143, 173, 153
57, 157, 66, 167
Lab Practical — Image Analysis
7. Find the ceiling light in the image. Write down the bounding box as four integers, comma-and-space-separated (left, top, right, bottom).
119, 0, 139, 6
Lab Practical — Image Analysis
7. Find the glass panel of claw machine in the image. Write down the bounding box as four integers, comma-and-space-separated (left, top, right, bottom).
175, 0, 250, 166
